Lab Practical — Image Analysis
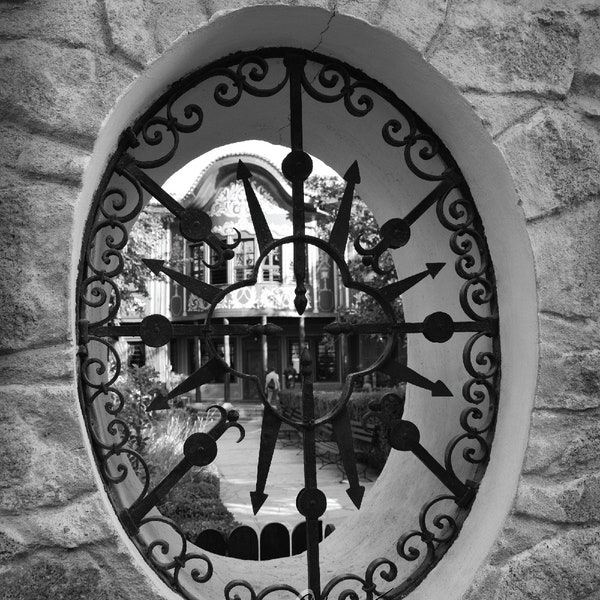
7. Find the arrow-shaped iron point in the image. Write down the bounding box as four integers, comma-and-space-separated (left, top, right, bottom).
146, 390, 171, 411
117, 154, 185, 219
237, 160, 275, 254
379, 262, 445, 301
167, 357, 227, 400
143, 259, 221, 304
332, 407, 365, 509
250, 408, 282, 514
329, 161, 360, 255
380, 360, 452, 397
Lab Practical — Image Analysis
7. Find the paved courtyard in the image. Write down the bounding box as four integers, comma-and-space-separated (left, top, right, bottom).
214, 416, 378, 530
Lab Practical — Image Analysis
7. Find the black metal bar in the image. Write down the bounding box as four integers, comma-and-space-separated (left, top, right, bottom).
116, 154, 185, 219
122, 408, 244, 528
403, 173, 460, 226
331, 407, 365, 509
388, 419, 475, 507
329, 162, 360, 255
237, 160, 275, 254
285, 54, 305, 153
298, 347, 322, 600
250, 408, 282, 514
379, 263, 445, 301
324, 317, 498, 337
143, 259, 222, 303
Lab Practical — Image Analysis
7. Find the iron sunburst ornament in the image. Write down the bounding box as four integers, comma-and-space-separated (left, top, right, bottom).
77, 48, 499, 600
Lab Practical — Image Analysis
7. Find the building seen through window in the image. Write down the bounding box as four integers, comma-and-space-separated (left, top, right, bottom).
118, 143, 401, 406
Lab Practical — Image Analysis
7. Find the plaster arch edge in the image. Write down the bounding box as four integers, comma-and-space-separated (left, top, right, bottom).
73, 6, 538, 600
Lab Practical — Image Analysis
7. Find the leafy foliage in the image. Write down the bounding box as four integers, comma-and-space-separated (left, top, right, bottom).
117, 206, 171, 315
305, 174, 403, 324
116, 366, 239, 536
116, 364, 166, 454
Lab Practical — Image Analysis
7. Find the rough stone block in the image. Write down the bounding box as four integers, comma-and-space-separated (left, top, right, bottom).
147, 0, 209, 54
105, 0, 158, 66
0, 530, 25, 566
208, 0, 304, 16
0, 344, 73, 386
498, 109, 600, 220
5, 494, 115, 549
430, 3, 579, 96
0, 40, 137, 143
16, 137, 90, 184
538, 312, 600, 355
0, 385, 96, 514
378, 0, 447, 53
0, 171, 75, 351
465, 527, 600, 600
523, 411, 600, 479
336, 0, 380, 24
0, 125, 33, 170
488, 515, 560, 566
463, 92, 542, 138
0, 0, 105, 52
537, 347, 600, 410
0, 548, 162, 600
528, 200, 600, 319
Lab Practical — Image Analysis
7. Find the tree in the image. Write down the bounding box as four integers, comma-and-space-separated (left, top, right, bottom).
116, 205, 171, 315
305, 174, 403, 324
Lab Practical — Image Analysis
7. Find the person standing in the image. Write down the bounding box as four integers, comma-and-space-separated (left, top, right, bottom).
283, 363, 297, 389
265, 366, 281, 405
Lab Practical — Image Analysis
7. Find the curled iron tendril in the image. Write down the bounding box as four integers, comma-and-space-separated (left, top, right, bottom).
382, 118, 444, 181
224, 580, 302, 600
140, 516, 214, 589
444, 433, 489, 484
321, 557, 398, 600
100, 171, 144, 223
463, 331, 498, 379
301, 62, 375, 117
397, 495, 459, 562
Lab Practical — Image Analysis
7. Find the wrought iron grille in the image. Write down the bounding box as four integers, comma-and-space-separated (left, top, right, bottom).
77, 48, 499, 600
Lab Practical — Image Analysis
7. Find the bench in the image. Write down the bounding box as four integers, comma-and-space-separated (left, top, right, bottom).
279, 406, 302, 447
316, 420, 381, 481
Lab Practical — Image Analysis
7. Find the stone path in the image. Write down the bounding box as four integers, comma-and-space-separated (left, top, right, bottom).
214, 417, 378, 530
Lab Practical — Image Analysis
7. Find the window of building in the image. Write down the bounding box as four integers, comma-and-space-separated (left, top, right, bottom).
234, 238, 255, 282
189, 243, 205, 281
209, 246, 228, 285
287, 336, 338, 382
315, 335, 338, 382
262, 246, 282, 282
127, 341, 146, 367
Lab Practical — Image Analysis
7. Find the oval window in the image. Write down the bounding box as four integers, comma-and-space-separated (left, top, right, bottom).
77, 48, 499, 600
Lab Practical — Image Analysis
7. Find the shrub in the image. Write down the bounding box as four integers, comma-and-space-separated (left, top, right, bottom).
159, 469, 240, 539
116, 370, 240, 540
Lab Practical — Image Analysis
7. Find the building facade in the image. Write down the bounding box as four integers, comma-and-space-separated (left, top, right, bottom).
124, 151, 383, 403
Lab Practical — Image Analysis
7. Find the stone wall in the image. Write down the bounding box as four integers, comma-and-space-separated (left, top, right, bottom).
1, 1, 599, 599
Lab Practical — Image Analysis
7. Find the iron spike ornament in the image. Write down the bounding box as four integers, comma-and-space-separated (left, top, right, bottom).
77, 48, 500, 600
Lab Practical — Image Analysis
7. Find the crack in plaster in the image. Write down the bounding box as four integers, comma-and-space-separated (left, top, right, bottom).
311, 4, 337, 53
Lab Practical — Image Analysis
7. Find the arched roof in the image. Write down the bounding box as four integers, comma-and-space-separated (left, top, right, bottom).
180, 152, 293, 211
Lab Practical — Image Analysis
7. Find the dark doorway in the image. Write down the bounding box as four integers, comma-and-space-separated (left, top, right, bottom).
242, 338, 281, 400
